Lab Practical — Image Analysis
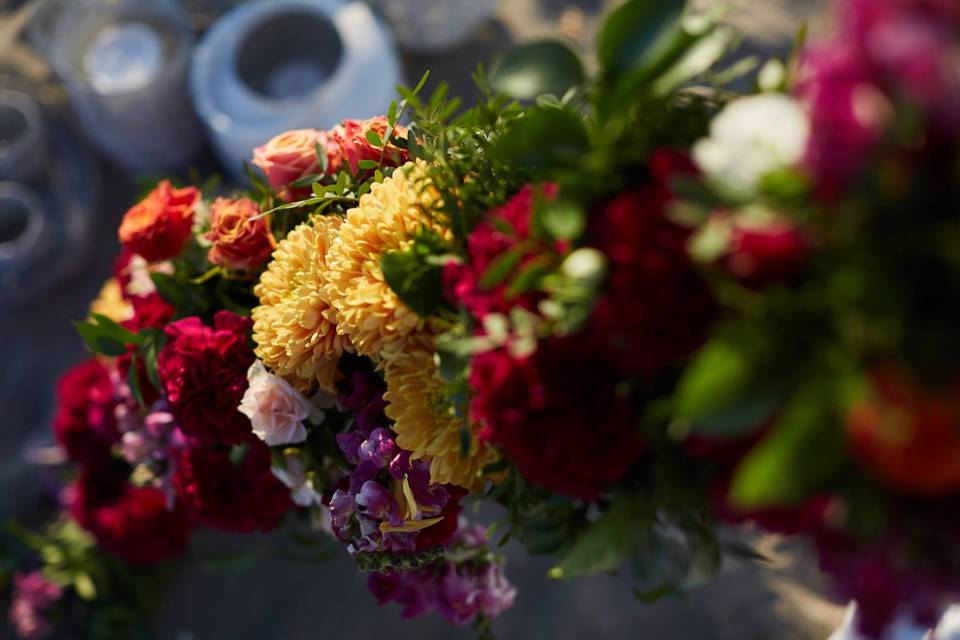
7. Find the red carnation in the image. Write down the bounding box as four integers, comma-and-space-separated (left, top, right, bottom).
53, 360, 120, 466
158, 311, 255, 445
124, 293, 175, 332
589, 157, 715, 379
469, 339, 642, 499
444, 184, 561, 319
173, 438, 292, 532
70, 468, 192, 565
118, 180, 199, 262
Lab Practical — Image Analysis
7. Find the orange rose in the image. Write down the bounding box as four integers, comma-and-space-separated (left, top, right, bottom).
331, 116, 409, 175
205, 197, 275, 270
846, 365, 960, 496
118, 181, 200, 262
252, 129, 339, 202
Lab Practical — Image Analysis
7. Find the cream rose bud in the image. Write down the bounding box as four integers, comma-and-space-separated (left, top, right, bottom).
693, 93, 810, 196
271, 452, 323, 507
238, 361, 319, 446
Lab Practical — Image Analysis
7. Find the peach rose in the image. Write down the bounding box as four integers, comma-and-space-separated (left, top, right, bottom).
118, 181, 200, 262
331, 116, 409, 175
252, 129, 340, 202
205, 197, 275, 270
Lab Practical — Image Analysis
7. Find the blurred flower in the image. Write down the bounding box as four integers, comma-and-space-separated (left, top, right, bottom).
330, 116, 409, 176
70, 467, 192, 565
846, 365, 960, 496
383, 335, 501, 491
173, 437, 292, 532
89, 278, 133, 324
239, 361, 321, 446
118, 180, 199, 261
252, 216, 348, 392
118, 401, 186, 504
470, 338, 643, 499
8, 571, 62, 639
252, 129, 337, 202
159, 311, 255, 445
443, 184, 561, 320
325, 162, 445, 358
693, 94, 810, 197
205, 197, 275, 270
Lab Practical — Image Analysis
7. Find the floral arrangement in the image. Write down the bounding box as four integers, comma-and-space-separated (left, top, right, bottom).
4, 0, 960, 638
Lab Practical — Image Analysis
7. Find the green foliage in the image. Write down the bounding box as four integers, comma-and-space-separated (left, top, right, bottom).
494, 107, 589, 171
729, 379, 848, 509
74, 314, 141, 356
674, 338, 787, 438
381, 229, 453, 318
489, 40, 586, 101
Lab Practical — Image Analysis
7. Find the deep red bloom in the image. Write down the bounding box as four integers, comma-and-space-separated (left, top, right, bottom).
443, 184, 561, 319
725, 218, 810, 286
158, 311, 255, 445
173, 438, 292, 532
469, 339, 642, 499
53, 360, 120, 466
588, 173, 715, 379
70, 467, 192, 565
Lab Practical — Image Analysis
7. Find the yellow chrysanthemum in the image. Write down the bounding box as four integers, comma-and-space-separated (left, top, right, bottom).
89, 278, 133, 324
382, 335, 503, 491
252, 215, 348, 392
325, 162, 445, 359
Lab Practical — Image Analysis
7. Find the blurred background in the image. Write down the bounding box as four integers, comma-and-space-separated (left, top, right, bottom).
0, 0, 843, 637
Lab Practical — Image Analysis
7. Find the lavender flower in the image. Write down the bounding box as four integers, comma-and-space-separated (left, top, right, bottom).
368, 524, 516, 626
330, 362, 459, 555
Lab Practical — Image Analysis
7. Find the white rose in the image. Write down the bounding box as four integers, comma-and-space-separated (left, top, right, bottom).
693, 93, 809, 196
238, 361, 320, 446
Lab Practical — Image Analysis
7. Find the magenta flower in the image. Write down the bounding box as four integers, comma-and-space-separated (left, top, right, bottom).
8, 572, 62, 639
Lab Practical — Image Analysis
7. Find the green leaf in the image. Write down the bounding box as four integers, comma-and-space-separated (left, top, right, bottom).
479, 247, 525, 291
541, 199, 586, 240
73, 572, 97, 600
490, 40, 586, 101
357, 159, 380, 171
506, 256, 553, 297
495, 108, 589, 170
365, 130, 383, 147
633, 584, 680, 603
597, 0, 687, 80
652, 26, 736, 96
73, 314, 141, 357
729, 382, 845, 510
150, 272, 184, 308
381, 250, 447, 318
674, 340, 784, 438
127, 353, 144, 408
550, 495, 646, 580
